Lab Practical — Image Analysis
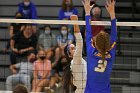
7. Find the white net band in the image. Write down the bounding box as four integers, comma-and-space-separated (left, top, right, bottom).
0, 18, 140, 26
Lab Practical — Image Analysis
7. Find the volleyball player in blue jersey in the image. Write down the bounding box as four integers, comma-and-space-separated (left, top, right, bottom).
82, 0, 117, 93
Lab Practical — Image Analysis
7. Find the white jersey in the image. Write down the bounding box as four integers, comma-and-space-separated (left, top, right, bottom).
71, 33, 87, 93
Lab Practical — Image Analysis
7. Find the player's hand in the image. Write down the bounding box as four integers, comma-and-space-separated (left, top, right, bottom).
105, 0, 116, 19
70, 15, 80, 33
70, 15, 78, 21
82, 0, 94, 15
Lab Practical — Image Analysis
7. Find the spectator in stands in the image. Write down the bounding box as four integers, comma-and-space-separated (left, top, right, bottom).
13, 84, 28, 93
91, 6, 105, 37
59, 0, 78, 34
91, 1, 105, 37
10, 12, 24, 37
38, 25, 57, 59
3, 12, 24, 52
58, 0, 78, 20
18, 0, 38, 33
46, 25, 74, 92
18, 0, 37, 19
32, 50, 51, 92
10, 24, 37, 66
6, 52, 36, 91
45, 57, 64, 93
53, 25, 74, 68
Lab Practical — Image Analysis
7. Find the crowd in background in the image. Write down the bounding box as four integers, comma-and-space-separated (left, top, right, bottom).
3, 0, 105, 92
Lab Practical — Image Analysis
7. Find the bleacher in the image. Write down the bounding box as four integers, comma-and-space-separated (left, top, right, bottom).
0, 0, 140, 93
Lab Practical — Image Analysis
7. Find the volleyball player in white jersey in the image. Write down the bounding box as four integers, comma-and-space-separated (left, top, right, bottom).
63, 15, 87, 93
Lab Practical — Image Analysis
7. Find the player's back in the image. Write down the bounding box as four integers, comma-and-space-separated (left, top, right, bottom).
85, 49, 116, 93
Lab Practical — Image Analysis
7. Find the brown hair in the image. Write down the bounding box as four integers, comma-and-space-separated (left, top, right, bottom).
95, 32, 111, 61
62, 0, 73, 11
62, 45, 76, 93
13, 84, 28, 93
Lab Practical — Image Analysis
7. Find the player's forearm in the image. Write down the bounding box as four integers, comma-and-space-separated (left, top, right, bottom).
85, 15, 92, 42
74, 25, 80, 33
75, 33, 83, 44
73, 33, 83, 64
111, 18, 117, 43
74, 23, 83, 44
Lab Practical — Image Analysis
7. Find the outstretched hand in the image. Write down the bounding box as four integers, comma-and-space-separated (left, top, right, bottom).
82, 0, 94, 15
70, 15, 78, 21
70, 15, 80, 33
105, 0, 116, 19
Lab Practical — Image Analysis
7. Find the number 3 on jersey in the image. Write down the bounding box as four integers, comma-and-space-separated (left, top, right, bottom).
94, 60, 107, 72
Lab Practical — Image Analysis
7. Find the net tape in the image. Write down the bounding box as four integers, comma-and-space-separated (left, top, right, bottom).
0, 18, 140, 26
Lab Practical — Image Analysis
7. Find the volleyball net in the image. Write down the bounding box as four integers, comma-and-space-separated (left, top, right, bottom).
0, 18, 140, 93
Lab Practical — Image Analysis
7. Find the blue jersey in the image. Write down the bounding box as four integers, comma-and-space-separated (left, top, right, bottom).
58, 8, 78, 20
18, 2, 37, 19
85, 16, 117, 93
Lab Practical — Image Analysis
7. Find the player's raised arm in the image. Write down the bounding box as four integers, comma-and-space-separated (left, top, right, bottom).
105, 0, 117, 43
70, 15, 83, 64
82, 0, 95, 54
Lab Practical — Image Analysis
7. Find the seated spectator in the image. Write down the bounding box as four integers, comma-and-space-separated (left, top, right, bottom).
10, 12, 24, 37
32, 50, 52, 92
54, 25, 74, 68
58, 0, 78, 20
46, 25, 74, 92
18, 0, 38, 33
10, 24, 37, 66
38, 25, 57, 59
6, 52, 36, 91
91, 6, 105, 37
18, 0, 37, 19
45, 57, 64, 93
3, 12, 24, 52
13, 84, 28, 93
59, 0, 78, 34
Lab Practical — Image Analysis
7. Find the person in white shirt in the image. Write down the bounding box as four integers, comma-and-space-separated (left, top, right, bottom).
63, 15, 87, 93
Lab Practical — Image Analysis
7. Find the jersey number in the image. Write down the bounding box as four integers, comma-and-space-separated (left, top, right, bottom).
94, 60, 107, 72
